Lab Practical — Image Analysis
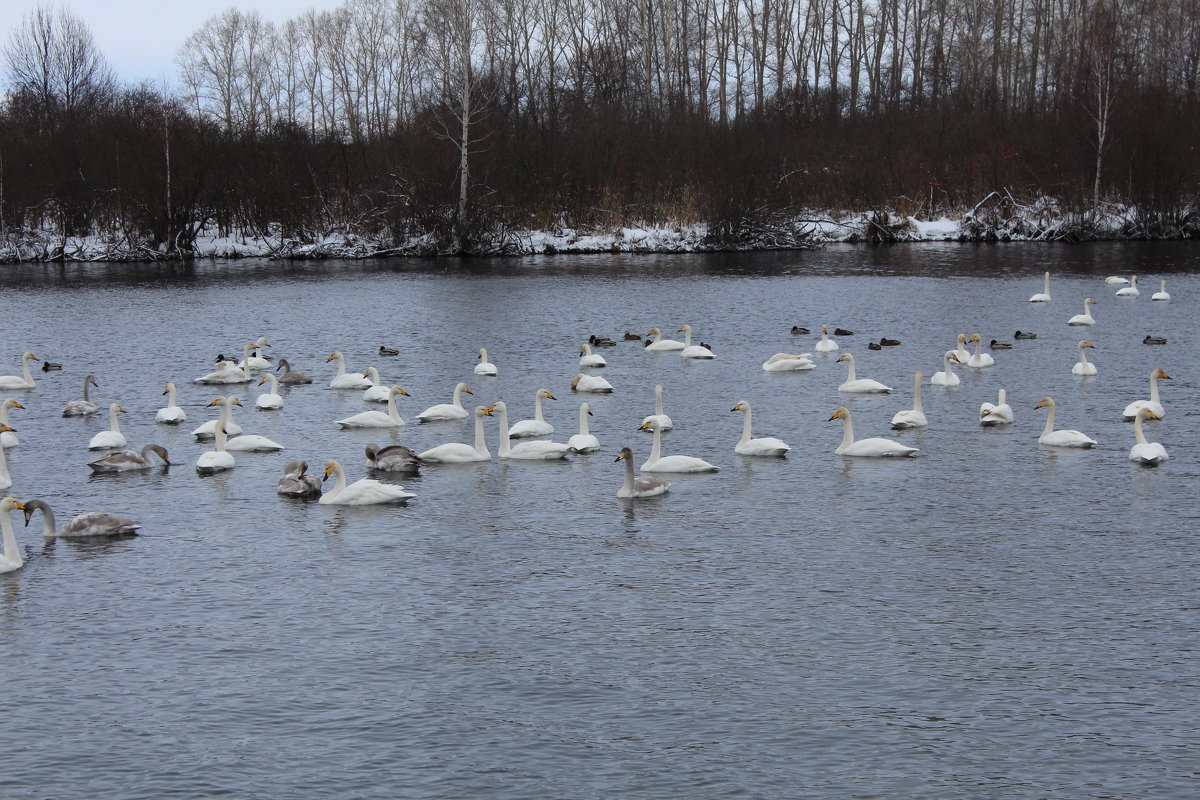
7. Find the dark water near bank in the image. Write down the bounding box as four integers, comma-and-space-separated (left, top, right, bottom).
1, 242, 1197, 799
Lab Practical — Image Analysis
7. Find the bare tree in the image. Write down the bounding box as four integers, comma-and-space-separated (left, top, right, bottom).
2, 5, 114, 115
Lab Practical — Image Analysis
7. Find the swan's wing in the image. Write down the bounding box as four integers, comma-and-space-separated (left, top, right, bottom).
60, 512, 142, 537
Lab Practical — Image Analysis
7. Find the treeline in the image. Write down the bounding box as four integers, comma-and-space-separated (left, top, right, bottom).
1, 0, 1199, 256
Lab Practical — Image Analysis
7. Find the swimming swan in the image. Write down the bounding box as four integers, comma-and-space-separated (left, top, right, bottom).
196, 420, 235, 474
579, 344, 607, 368
474, 348, 498, 376
362, 367, 391, 402
508, 389, 557, 438
195, 343, 253, 384
966, 334, 994, 367
638, 419, 718, 472
418, 405, 492, 462
87, 444, 170, 473
930, 352, 961, 387
1067, 298, 1097, 326
644, 327, 686, 352
320, 459, 415, 505
327, 351, 372, 389
416, 382, 474, 422
156, 382, 187, 423
277, 461, 322, 498
731, 401, 790, 455
490, 402, 571, 460
0, 352, 38, 390
1151, 280, 1170, 301
829, 407, 918, 457
678, 325, 715, 359
641, 384, 674, 431
1128, 409, 1168, 464
365, 443, 422, 473
814, 326, 838, 353
1122, 368, 1170, 420
193, 395, 243, 439
275, 359, 313, 385
571, 373, 613, 393
225, 428, 285, 452
1029, 271, 1051, 302
0, 497, 27, 572
1104, 275, 1129, 285
336, 385, 409, 428
1071, 340, 1097, 376
237, 338, 272, 370
256, 373, 284, 409
88, 404, 128, 450
0, 400, 23, 447
890, 371, 927, 429
62, 375, 100, 417
615, 448, 670, 498
836, 353, 891, 393
23, 498, 140, 539
0, 428, 13, 489
980, 389, 1014, 426
762, 352, 815, 371
567, 403, 601, 453
1115, 275, 1140, 297
1035, 396, 1096, 447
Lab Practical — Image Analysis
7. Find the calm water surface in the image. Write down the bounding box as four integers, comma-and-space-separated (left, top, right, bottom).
1, 243, 1197, 799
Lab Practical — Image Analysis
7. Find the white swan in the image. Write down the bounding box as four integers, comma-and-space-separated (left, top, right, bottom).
615, 448, 670, 498
1128, 409, 1168, 464
87, 444, 170, 473
638, 419, 718, 472
508, 389, 557, 438
980, 388, 1014, 426
362, 367, 391, 403
678, 325, 714, 359
0, 431, 14, 489
336, 385, 409, 428
1115, 275, 1140, 297
1122, 368, 1170, 420
195, 343, 253, 384
1151, 279, 1170, 301
225, 428, 285, 451
327, 351, 372, 389
22, 498, 140, 539
156, 382, 187, 423
365, 443, 422, 473
567, 402, 600, 453
196, 420, 235, 474
814, 325, 838, 353
1104, 275, 1129, 285
0, 352, 38, 390
930, 352, 961, 387
0, 497, 27, 572
579, 344, 607, 367
62, 375, 100, 417
1071, 340, 1097, 376
890, 371, 927, 429
1029, 271, 1051, 302
966, 334, 995, 367
320, 459, 415, 505
731, 401, 790, 456
644, 327, 686, 352
490, 402, 571, 460
474, 348, 498, 376
0, 400, 23, 447
1035, 396, 1096, 447
88, 403, 128, 450
836, 353, 891, 393
256, 373, 284, 409
640, 384, 674, 431
951, 333, 970, 363
762, 352, 814, 371
572, 373, 613, 393
1067, 297, 1097, 325
237, 338, 272, 370
829, 407, 917, 457
416, 382, 474, 422
277, 461, 322, 498
193, 395, 244, 439
418, 405, 492, 462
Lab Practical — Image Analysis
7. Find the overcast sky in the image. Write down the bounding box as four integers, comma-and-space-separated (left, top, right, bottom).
1, 1, 345, 87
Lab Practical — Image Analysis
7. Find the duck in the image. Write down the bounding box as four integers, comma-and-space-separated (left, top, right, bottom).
790, 326, 810, 335
623, 331, 643, 341
1014, 330, 1037, 339
320, 459, 415, 505
814, 325, 838, 353
61, 374, 101, 417
474, 348, 498, 376
489, 402, 571, 460
761, 352, 814, 371
588, 335, 617, 347
195, 343, 253, 384
643, 327, 686, 352
327, 350, 372, 389
87, 444, 170, 473
638, 419, 718, 472
1028, 271, 1051, 302
1115, 275, 1140, 297
571, 373, 613, 393
508, 389, 557, 438
0, 431, 15, 489
1067, 297, 1097, 325
930, 352, 961, 387
1104, 275, 1130, 285
196, 420, 236, 474
1035, 396, 1096, 447
867, 341, 882, 350
275, 358, 313, 384
365, 443, 422, 473
0, 497, 27, 572
362, 367, 391, 402
615, 448, 670, 498
980, 389, 1014, 426
829, 407, 917, 457
730, 401, 790, 456
1151, 280, 1170, 301
277, 461, 322, 498
1143, 334, 1167, 345
879, 337, 901, 347
641, 384, 674, 431
1128, 409, 1168, 465
989, 339, 1013, 349
1122, 368, 1170, 420
1071, 340, 1097, 376
378, 345, 399, 356
255, 373, 284, 409
890, 371, 927, 429
0, 400, 22, 447
87, 403, 128, 450
0, 352, 39, 390
579, 343, 607, 368
22, 499, 140, 539
966, 334, 995, 367
567, 403, 601, 453
416, 382, 474, 422
678, 325, 715, 359
192, 395, 244, 440
834, 327, 854, 336
336, 385, 409, 428
836, 353, 891, 393
418, 406, 493, 463
156, 382, 187, 423
40, 360, 62, 371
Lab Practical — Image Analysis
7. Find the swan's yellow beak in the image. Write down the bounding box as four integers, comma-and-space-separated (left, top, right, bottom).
258, 376, 267, 385
30, 355, 40, 362
323, 465, 334, 480
393, 386, 410, 396
1160, 370, 1171, 379
233, 398, 243, 406
483, 405, 495, 415
11, 401, 22, 409
1146, 410, 1160, 420
639, 421, 651, 431
117, 405, 126, 413
545, 392, 556, 400
13, 500, 25, 510
464, 386, 473, 395
0, 423, 14, 433
731, 404, 742, 412
326, 353, 336, 362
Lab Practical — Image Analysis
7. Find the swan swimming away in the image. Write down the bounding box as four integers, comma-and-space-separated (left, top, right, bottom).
508, 389, 557, 438
890, 371, 927, 429
87, 443, 170, 473
474, 348, 498, 376
1151, 280, 1170, 301
365, 443, 422, 473
88, 403, 128, 450
1128, 409, 1168, 464
980, 388, 1014, 426
567, 402, 601, 453
275, 359, 313, 385
0, 400, 23, 447
0, 352, 39, 390
1029, 271, 1051, 302
966, 334, 995, 367
829, 407, 917, 457
327, 351, 372, 389
638, 419, 718, 472
1071, 340, 1097, 376
1035, 396, 1096, 448
814, 325, 838, 353
644, 327, 686, 352
836, 353, 891, 393
762, 352, 815, 371
418, 405, 492, 463
62, 375, 100, 417
23, 498, 140, 539
320, 459, 415, 505
930, 352, 961, 387
730, 401, 790, 456
1122, 368, 1170, 420
1067, 298, 1097, 326
0, 497, 27, 572
277, 461, 322, 498
615, 447, 670, 498
336, 385, 409, 428
579, 344, 607, 368
193, 395, 244, 439
196, 420, 236, 474
362, 367, 391, 403
1115, 275, 1140, 297
156, 382, 187, 423
490, 402, 571, 460
678, 325, 715, 359
416, 382, 473, 422
641, 384, 674, 431
571, 373, 613, 393
256, 373, 284, 409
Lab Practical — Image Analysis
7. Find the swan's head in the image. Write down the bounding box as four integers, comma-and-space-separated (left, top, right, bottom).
581, 403, 593, 416
207, 396, 223, 408
957, 334, 967, 344
615, 447, 634, 462
638, 420, 661, 432
478, 405, 494, 417
478, 348, 488, 359
22, 352, 39, 362
1155, 369, 1171, 380
255, 337, 271, 347
1085, 298, 1096, 305
161, 383, 172, 395
949, 353, 961, 363
968, 334, 981, 343
1079, 340, 1095, 349
326, 351, 343, 362
914, 370, 924, 380
3, 400, 23, 410
571, 374, 584, 389
580, 345, 588, 355
731, 401, 748, 412
836, 353, 851, 363
85, 375, 98, 387
828, 407, 849, 422
112, 404, 126, 414
276, 359, 290, 371
322, 460, 339, 480
1035, 396, 1054, 410
285, 460, 308, 476
258, 375, 268, 386
455, 383, 473, 394
538, 389, 556, 400
821, 325, 829, 334
646, 327, 661, 337
2, 497, 26, 515
486, 401, 506, 415
678, 324, 691, 333
230, 396, 243, 407
1141, 409, 1160, 421
389, 385, 410, 397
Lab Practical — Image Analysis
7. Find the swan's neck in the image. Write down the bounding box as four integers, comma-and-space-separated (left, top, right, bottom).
497, 406, 511, 456
109, 406, 121, 433
533, 394, 545, 422
166, 384, 177, 407
214, 424, 228, 452
21, 355, 34, 386
387, 391, 402, 422
844, 356, 857, 382
738, 407, 753, 446
265, 374, 277, 392
1043, 272, 1050, 293
0, 404, 9, 426
334, 354, 347, 377
975, 337, 983, 357
1041, 402, 1056, 438
1159, 279, 1166, 292
655, 386, 664, 416
682, 328, 692, 347
83, 380, 92, 402
944, 354, 954, 375
473, 412, 490, 457
0, 443, 9, 482
648, 425, 663, 463
452, 384, 464, 408
1133, 413, 1150, 446
1, 510, 20, 566
1082, 301, 1092, 317
220, 399, 234, 427
997, 389, 1006, 406
240, 344, 253, 376
622, 458, 635, 493
368, 368, 380, 388
839, 413, 855, 453
37, 504, 56, 537
578, 407, 590, 436
913, 375, 923, 411
1077, 344, 1090, 366
1149, 372, 1160, 403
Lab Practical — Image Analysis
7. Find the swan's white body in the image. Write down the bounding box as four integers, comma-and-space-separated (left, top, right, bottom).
0, 352, 38, 390
196, 343, 253, 384
1115, 275, 1140, 297
196, 420, 236, 474
238, 340, 272, 370
193, 395, 244, 439
508, 389, 556, 438
362, 367, 391, 402
336, 386, 408, 428
638, 419, 718, 472
256, 373, 284, 409
225, 432, 285, 451
474, 348, 498, 376
829, 407, 917, 457
644, 327, 685, 352
156, 382, 187, 423
1067, 298, 1097, 326
491, 402, 571, 460
966, 334, 994, 367
567, 403, 601, 453
930, 352, 960, 387
731, 401, 790, 456
951, 333, 970, 364
1128, 409, 1168, 464
0, 440, 14, 491
980, 388, 1014, 426
1151, 280, 1170, 301
0, 497, 26, 572
1104, 275, 1129, 285
328, 351, 372, 389
615, 448, 670, 498
678, 325, 714, 359
572, 373, 613, 393
23, 499, 140, 540
0, 400, 23, 447
641, 384, 674, 431
1122, 368, 1169, 420
762, 352, 815, 371
890, 371, 927, 429
88, 443, 170, 473
418, 406, 492, 462
836, 353, 891, 393
62, 374, 100, 417
88, 403, 128, 450
579, 344, 607, 367
417, 382, 474, 422
1071, 340, 1097, 376
1036, 396, 1096, 448
320, 460, 415, 505
1028, 271, 1051, 302
814, 326, 838, 353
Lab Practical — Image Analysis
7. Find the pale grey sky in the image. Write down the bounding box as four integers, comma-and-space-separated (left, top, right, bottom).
1, 1, 345, 87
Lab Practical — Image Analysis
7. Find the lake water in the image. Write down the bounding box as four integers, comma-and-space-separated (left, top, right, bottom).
1, 242, 1197, 799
